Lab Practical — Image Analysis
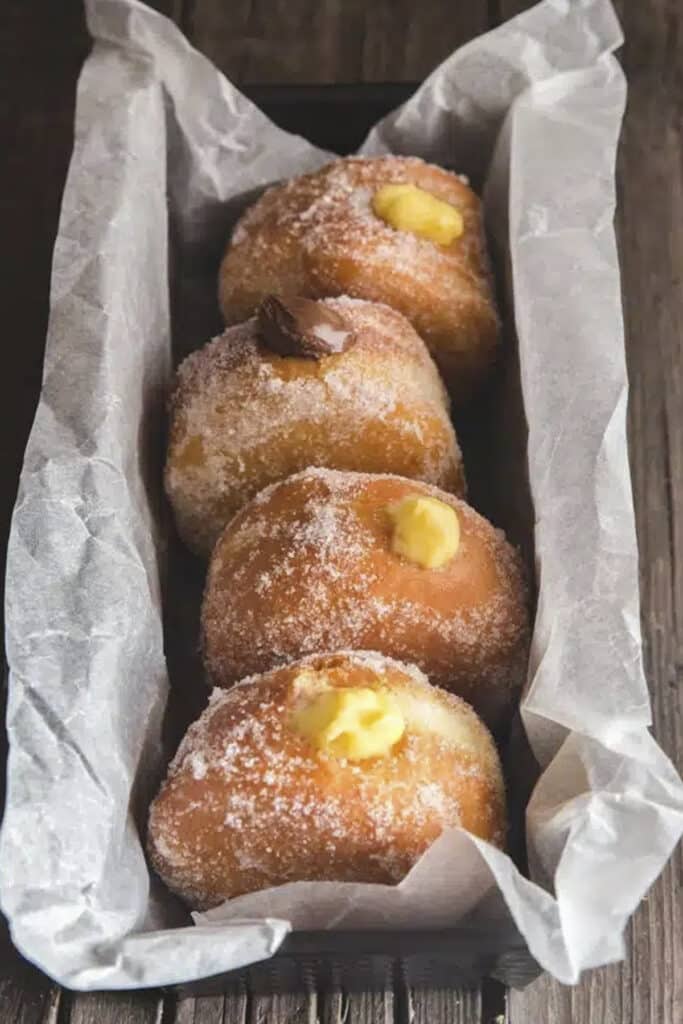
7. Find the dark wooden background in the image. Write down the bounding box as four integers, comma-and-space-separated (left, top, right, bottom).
1, 1, 681, 1022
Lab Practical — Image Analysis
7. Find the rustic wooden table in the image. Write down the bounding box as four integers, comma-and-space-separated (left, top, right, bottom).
1, 1, 681, 1021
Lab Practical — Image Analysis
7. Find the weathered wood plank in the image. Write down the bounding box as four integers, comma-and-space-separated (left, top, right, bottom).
165, 987, 250, 1023
248, 991, 318, 1024
172, 993, 248, 1024
0, 934, 62, 1024
172, 995, 218, 1024
223, 991, 250, 1024
321, 988, 394, 1024
184, 0, 489, 84
66, 991, 163, 1024
507, 944, 637, 1023
408, 986, 483, 1024
507, 0, 683, 1020
2, 4, 681, 1024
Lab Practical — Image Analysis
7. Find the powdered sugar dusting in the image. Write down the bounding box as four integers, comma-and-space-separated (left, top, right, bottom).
165, 297, 464, 557
218, 156, 500, 399
310, 321, 351, 352
202, 468, 529, 726
188, 752, 207, 780
148, 652, 505, 908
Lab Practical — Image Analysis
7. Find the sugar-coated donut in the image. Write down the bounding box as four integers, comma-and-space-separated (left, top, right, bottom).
218, 156, 500, 402
165, 296, 464, 558
202, 469, 529, 728
147, 651, 506, 908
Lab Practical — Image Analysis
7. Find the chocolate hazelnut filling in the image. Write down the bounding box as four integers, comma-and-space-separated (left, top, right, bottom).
257, 295, 356, 359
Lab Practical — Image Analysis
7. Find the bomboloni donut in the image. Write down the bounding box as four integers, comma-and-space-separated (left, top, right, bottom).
165, 295, 465, 558
147, 651, 506, 908
202, 469, 529, 728
218, 156, 500, 401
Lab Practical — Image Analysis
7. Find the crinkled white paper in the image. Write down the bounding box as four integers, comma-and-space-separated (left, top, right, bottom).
2, 0, 682, 991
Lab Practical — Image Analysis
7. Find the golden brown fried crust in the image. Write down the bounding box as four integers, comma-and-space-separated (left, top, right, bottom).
147, 651, 506, 909
218, 156, 500, 403
165, 297, 464, 558
201, 469, 529, 728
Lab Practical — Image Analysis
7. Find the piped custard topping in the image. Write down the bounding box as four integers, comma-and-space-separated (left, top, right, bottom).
291, 682, 405, 760
372, 184, 464, 246
388, 494, 460, 569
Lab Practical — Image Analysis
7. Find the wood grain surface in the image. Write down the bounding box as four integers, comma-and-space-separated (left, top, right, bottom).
183, 0, 490, 83
1, 0, 681, 1022
506, 0, 683, 1021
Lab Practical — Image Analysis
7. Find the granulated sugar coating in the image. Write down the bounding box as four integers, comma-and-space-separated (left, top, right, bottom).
218, 156, 500, 402
147, 651, 506, 909
165, 297, 464, 557
202, 469, 529, 729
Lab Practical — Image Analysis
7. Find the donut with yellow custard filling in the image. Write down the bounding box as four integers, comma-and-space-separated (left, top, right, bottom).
218, 156, 500, 402
147, 651, 506, 908
201, 469, 529, 728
